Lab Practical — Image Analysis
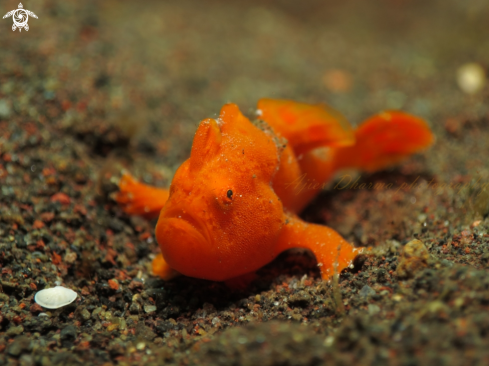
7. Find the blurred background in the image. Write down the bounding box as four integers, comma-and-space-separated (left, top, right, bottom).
1, 2, 489, 364
0, 0, 488, 180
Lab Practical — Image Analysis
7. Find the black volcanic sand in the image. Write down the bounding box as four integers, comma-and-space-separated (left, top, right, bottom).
1, 0, 489, 365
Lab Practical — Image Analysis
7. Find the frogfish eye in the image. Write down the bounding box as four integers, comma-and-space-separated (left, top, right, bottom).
226, 189, 233, 199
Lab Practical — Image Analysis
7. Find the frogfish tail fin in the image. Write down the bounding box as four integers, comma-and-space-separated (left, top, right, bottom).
332, 111, 434, 172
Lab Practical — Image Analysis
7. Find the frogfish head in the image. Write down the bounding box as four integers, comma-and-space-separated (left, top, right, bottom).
155, 103, 285, 281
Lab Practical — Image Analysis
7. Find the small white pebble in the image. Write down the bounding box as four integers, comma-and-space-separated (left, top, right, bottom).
324, 336, 335, 347
457, 63, 486, 94
34, 286, 77, 309
144, 305, 157, 313
392, 294, 403, 302
136, 270, 143, 280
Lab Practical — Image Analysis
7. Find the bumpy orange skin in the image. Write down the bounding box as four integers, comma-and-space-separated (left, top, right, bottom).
116, 99, 434, 282
156, 108, 284, 281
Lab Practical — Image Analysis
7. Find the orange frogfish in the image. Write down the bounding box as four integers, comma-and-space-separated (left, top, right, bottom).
116, 99, 433, 282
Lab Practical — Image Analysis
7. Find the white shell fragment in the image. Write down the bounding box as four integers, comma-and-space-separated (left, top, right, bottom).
456, 63, 486, 94
34, 286, 77, 309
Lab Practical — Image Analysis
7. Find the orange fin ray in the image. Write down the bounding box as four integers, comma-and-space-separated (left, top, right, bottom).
115, 173, 169, 219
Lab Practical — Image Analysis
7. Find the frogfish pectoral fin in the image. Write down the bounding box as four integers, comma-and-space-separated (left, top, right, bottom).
275, 213, 361, 279
115, 173, 169, 219
152, 253, 180, 280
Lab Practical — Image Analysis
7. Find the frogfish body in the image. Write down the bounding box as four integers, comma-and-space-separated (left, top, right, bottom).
116, 99, 433, 282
